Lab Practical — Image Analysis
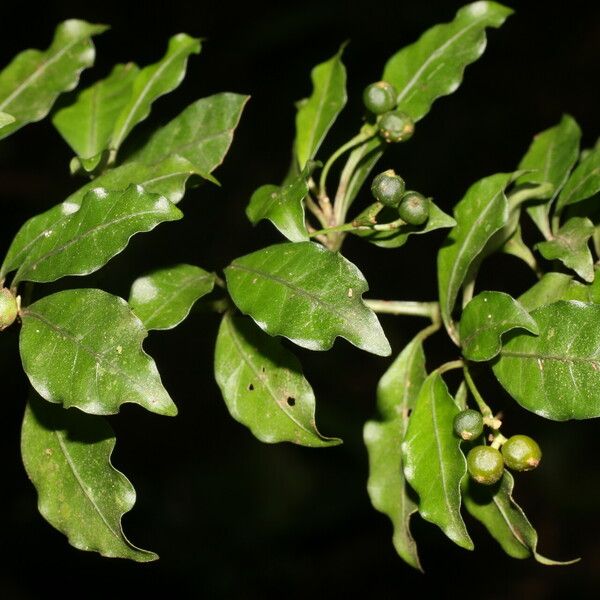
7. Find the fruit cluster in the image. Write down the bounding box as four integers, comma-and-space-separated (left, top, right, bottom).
453, 409, 542, 485
362, 80, 414, 143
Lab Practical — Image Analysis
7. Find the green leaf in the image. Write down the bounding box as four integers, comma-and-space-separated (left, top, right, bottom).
500, 224, 539, 272
460, 291, 539, 361
364, 332, 429, 570
517, 115, 581, 238
20, 289, 176, 416
109, 34, 201, 154
295, 46, 347, 168
518, 272, 592, 312
492, 301, 600, 420
382, 2, 512, 122
463, 472, 576, 564
0, 111, 15, 130
21, 395, 157, 562
402, 371, 473, 549
556, 145, 600, 212
246, 168, 309, 242
0, 20, 107, 139
11, 184, 182, 285
536, 217, 595, 282
132, 93, 249, 174
438, 172, 513, 343
215, 313, 339, 447
53, 63, 139, 162
129, 264, 215, 330
353, 200, 456, 248
225, 242, 390, 356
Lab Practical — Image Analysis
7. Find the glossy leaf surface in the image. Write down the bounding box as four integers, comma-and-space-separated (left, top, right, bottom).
0, 20, 106, 139
12, 185, 181, 284
364, 333, 428, 570
20, 289, 176, 416
556, 145, 600, 212
295, 46, 347, 168
132, 93, 249, 174
383, 2, 512, 121
536, 217, 595, 282
438, 172, 512, 342
493, 301, 600, 420
517, 116, 581, 237
402, 372, 473, 549
463, 472, 575, 564
22, 395, 157, 561
110, 34, 201, 152
460, 291, 539, 361
215, 314, 339, 447
246, 169, 309, 242
129, 264, 215, 330
225, 242, 390, 356
354, 201, 455, 248
53, 63, 139, 161
518, 272, 591, 311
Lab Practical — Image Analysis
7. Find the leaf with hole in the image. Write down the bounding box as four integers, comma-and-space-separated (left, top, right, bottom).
493, 301, 600, 420
437, 172, 513, 342
225, 242, 390, 356
214, 313, 339, 447
132, 93, 249, 174
463, 472, 577, 564
402, 371, 473, 549
460, 291, 539, 361
536, 217, 595, 282
294, 45, 347, 168
53, 63, 139, 164
382, 2, 512, 122
11, 185, 181, 285
129, 264, 215, 330
109, 34, 200, 153
21, 394, 157, 561
0, 20, 107, 139
20, 289, 176, 416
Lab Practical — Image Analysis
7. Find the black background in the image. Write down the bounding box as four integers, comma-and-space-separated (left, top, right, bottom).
1, 1, 599, 598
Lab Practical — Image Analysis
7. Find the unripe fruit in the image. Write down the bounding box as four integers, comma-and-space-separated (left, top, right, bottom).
370, 170, 405, 207
453, 409, 484, 440
467, 445, 504, 485
0, 288, 18, 331
501, 435, 542, 471
363, 81, 397, 115
378, 110, 414, 143
398, 191, 430, 226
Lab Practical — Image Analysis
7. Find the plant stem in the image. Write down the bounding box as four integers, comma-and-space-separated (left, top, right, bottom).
436, 359, 464, 375
463, 364, 495, 422
364, 299, 440, 322
318, 130, 375, 202
305, 194, 328, 228
309, 216, 407, 239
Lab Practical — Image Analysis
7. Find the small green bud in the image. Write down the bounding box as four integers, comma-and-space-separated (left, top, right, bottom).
0, 288, 18, 331
453, 409, 484, 440
363, 81, 397, 115
501, 435, 542, 471
378, 110, 414, 143
398, 191, 430, 226
370, 170, 406, 207
467, 445, 504, 485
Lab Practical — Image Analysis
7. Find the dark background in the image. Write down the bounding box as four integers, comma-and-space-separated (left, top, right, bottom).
1, 0, 599, 597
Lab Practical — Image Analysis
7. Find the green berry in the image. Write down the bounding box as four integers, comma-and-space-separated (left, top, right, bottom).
453, 409, 484, 441
378, 110, 414, 143
370, 170, 405, 207
0, 288, 18, 331
501, 435, 542, 471
467, 445, 504, 485
363, 81, 397, 115
398, 191, 429, 226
